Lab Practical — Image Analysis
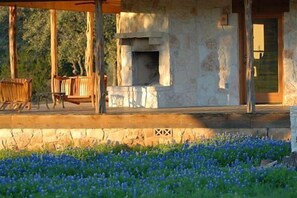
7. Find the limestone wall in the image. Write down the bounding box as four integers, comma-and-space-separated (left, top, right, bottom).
165, 0, 239, 107
290, 106, 297, 152
0, 128, 290, 151
109, 0, 240, 108
283, 0, 297, 105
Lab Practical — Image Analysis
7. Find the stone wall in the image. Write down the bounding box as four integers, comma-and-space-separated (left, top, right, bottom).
0, 128, 290, 151
108, 0, 240, 108
290, 106, 297, 152
284, 0, 297, 105
166, 0, 239, 107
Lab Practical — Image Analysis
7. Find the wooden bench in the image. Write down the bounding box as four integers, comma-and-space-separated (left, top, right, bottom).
53, 74, 107, 108
0, 78, 32, 112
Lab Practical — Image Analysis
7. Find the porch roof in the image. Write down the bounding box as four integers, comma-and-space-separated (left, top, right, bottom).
0, 0, 121, 13
0, 0, 290, 14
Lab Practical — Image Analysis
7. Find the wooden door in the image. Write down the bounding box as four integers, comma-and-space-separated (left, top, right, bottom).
240, 14, 283, 104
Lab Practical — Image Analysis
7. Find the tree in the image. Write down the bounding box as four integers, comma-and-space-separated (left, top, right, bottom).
22, 8, 50, 58
18, 9, 51, 96
58, 11, 87, 76
0, 8, 51, 97
57, 12, 117, 80
0, 7, 9, 75
103, 14, 117, 86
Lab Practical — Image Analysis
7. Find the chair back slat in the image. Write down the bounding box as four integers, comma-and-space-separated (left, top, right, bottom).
52, 74, 107, 108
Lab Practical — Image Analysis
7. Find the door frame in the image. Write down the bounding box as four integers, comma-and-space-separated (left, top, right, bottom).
239, 13, 284, 104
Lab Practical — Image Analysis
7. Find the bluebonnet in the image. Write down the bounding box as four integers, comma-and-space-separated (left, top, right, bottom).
0, 136, 294, 197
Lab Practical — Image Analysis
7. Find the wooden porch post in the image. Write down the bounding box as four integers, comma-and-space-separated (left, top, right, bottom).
94, 0, 106, 114
9, 6, 17, 79
116, 13, 122, 86
85, 12, 94, 77
244, 0, 255, 113
50, 10, 58, 98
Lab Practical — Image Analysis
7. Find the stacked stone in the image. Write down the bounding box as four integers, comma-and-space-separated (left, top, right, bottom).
290, 107, 297, 152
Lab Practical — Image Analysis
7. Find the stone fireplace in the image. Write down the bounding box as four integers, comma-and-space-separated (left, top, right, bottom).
107, 32, 171, 108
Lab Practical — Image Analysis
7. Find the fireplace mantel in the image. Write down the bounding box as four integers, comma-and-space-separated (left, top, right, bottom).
115, 31, 164, 39
115, 32, 165, 45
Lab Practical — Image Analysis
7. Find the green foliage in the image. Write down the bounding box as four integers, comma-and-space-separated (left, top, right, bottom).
22, 9, 50, 58
104, 14, 117, 85
0, 8, 51, 98
17, 51, 51, 97
0, 7, 9, 75
58, 11, 87, 76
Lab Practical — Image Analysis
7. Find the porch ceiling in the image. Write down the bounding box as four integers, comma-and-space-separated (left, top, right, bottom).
0, 0, 121, 13
232, 0, 290, 13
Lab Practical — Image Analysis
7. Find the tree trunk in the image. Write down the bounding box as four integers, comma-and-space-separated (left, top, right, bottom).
85, 12, 94, 77
112, 61, 117, 86
78, 56, 84, 76
9, 6, 17, 79
94, 0, 106, 114
116, 14, 122, 86
244, 0, 255, 113
72, 61, 79, 75
50, 10, 58, 100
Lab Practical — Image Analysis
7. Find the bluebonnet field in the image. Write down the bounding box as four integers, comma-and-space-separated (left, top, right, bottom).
0, 134, 296, 197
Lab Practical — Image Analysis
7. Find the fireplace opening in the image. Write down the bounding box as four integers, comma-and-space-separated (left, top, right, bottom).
132, 51, 160, 86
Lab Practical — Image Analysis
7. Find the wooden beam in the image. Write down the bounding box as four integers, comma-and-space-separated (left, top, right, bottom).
85, 12, 94, 77
9, 6, 17, 79
244, 0, 255, 113
0, 113, 290, 129
94, 0, 106, 114
116, 13, 122, 86
0, 1, 121, 13
50, 10, 58, 99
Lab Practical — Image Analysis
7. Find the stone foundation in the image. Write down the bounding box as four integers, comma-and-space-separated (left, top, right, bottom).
290, 106, 297, 152
0, 128, 290, 151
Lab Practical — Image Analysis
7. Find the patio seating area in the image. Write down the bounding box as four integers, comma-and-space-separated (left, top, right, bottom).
53, 74, 108, 108
53, 74, 96, 107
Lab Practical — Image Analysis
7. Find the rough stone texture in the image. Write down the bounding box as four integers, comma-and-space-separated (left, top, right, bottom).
0, 127, 290, 151
56, 129, 73, 150
0, 129, 13, 138
290, 106, 297, 152
108, 0, 239, 108
168, 0, 239, 107
283, 1, 297, 105
86, 129, 104, 140
282, 152, 297, 168
108, 86, 166, 108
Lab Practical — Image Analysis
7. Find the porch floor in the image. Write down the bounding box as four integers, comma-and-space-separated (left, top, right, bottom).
0, 103, 290, 115
0, 103, 291, 129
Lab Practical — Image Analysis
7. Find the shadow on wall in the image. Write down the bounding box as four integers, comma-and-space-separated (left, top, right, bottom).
107, 87, 146, 108
128, 87, 148, 108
